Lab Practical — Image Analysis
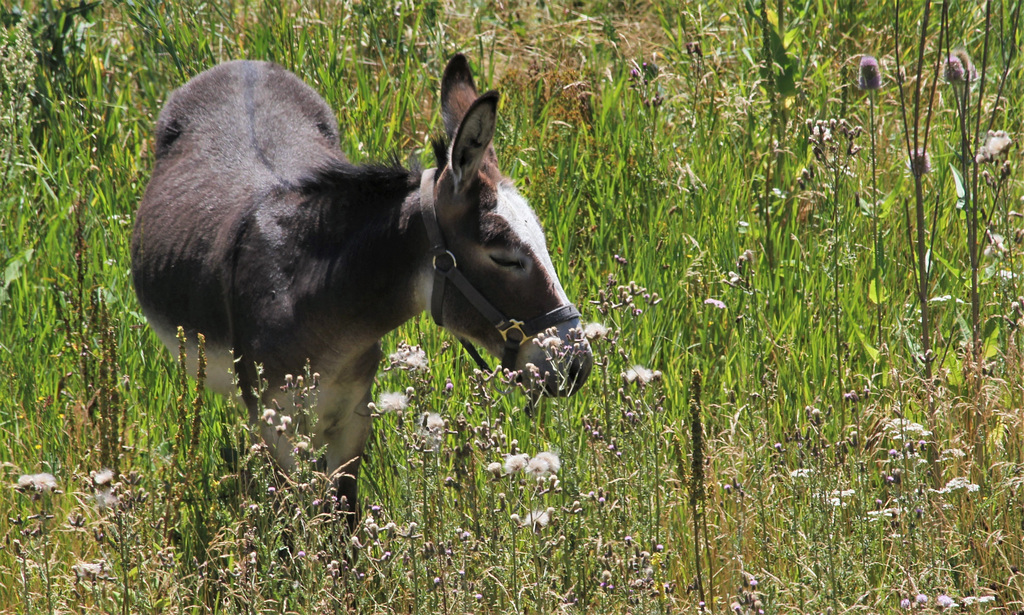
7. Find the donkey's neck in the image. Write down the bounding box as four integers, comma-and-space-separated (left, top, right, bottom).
312, 164, 433, 345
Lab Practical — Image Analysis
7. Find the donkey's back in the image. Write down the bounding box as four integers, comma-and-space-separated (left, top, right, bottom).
132, 61, 343, 367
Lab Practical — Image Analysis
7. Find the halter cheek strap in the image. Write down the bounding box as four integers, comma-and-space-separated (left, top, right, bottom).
418, 168, 581, 372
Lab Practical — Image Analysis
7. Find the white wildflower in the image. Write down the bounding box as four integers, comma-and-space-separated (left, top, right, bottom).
390, 344, 429, 371
882, 418, 932, 440
975, 130, 1012, 164
931, 476, 980, 494
72, 561, 104, 582
486, 462, 503, 477
527, 451, 561, 478
866, 507, 903, 520
623, 364, 660, 385
377, 391, 409, 413
15, 473, 58, 493
419, 412, 445, 450
583, 322, 609, 340
789, 468, 814, 479
95, 489, 118, 512
92, 468, 114, 486
261, 408, 276, 424
521, 507, 553, 530
961, 596, 995, 606
503, 454, 530, 474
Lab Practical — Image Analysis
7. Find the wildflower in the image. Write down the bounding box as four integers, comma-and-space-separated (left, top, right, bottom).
859, 55, 882, 90
521, 507, 552, 530
486, 462, 503, 477
789, 468, 814, 478
92, 468, 114, 486
503, 453, 530, 474
421, 412, 444, 433
952, 48, 978, 82
72, 561, 104, 582
931, 476, 980, 494
937, 594, 956, 608
916, 594, 929, 605
95, 489, 118, 512
583, 322, 609, 340
15, 473, 58, 493
376, 391, 409, 413
261, 408, 276, 424
704, 298, 726, 310
390, 344, 429, 371
901, 598, 912, 609
907, 148, 932, 176
419, 412, 445, 450
976, 130, 1012, 164
944, 54, 965, 83
623, 364, 661, 385
527, 451, 561, 478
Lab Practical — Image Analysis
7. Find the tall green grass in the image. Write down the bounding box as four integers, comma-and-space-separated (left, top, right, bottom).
2, 0, 1022, 612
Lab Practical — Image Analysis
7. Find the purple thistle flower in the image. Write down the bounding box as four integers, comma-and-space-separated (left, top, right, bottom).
859, 55, 882, 90
907, 148, 932, 177
945, 55, 965, 82
901, 598, 912, 609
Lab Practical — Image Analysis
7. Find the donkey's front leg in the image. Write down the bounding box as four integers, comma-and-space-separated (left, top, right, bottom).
320, 384, 374, 531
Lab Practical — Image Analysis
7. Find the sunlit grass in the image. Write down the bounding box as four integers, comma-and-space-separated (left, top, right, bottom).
2, 0, 1023, 612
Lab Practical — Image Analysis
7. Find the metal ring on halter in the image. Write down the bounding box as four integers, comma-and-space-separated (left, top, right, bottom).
498, 320, 528, 345
432, 250, 457, 272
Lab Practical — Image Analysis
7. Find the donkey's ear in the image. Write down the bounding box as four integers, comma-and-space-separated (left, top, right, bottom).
450, 91, 498, 192
441, 54, 479, 139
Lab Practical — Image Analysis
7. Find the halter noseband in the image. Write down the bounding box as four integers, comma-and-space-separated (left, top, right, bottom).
419, 168, 581, 372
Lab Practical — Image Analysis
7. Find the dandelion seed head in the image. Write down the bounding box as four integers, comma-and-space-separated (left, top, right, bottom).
72, 561, 104, 581
623, 364, 659, 385
95, 489, 118, 511
528, 451, 561, 478
583, 322, 609, 340
504, 453, 530, 474
15, 473, 58, 493
976, 130, 1012, 164
522, 508, 552, 529
390, 344, 429, 371
377, 391, 409, 413
92, 468, 114, 486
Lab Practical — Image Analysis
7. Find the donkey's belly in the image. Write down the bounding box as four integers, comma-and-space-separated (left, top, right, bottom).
152, 323, 238, 397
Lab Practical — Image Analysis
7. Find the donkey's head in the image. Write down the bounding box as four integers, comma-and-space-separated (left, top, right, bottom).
422, 55, 592, 397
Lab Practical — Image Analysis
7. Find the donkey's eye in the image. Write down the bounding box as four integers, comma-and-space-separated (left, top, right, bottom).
489, 254, 525, 270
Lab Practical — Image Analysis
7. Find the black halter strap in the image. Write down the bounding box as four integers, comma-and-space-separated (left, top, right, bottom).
418, 168, 581, 371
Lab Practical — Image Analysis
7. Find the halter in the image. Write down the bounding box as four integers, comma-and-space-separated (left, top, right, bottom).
419, 168, 581, 372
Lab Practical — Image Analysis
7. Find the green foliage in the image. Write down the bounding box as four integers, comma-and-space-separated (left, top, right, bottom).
2, 0, 1024, 613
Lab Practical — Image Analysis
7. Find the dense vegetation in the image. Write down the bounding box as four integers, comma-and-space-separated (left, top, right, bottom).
2, 0, 1022, 612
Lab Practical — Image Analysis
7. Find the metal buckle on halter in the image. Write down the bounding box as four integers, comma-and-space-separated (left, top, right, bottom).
432, 250, 457, 273
499, 320, 528, 345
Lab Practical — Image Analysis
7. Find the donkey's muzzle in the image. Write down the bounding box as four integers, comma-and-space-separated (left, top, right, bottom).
521, 319, 594, 398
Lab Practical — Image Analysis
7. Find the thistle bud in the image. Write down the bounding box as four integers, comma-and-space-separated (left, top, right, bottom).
858, 55, 881, 90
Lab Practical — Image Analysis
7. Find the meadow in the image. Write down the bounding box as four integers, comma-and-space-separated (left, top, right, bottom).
1, 0, 1022, 612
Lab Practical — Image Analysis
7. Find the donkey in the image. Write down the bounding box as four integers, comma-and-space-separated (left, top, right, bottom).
131, 55, 593, 519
